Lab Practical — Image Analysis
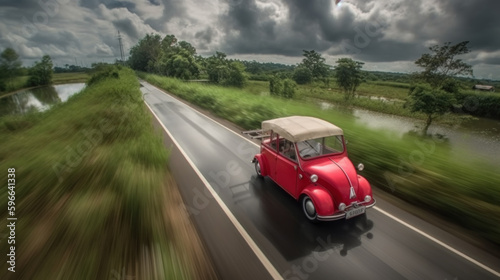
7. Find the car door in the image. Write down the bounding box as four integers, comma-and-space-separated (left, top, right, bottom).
262, 131, 278, 179
275, 139, 298, 197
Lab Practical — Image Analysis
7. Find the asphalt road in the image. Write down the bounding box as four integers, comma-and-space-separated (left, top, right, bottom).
141, 81, 500, 280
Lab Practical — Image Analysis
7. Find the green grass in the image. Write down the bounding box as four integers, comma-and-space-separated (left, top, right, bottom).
52, 72, 89, 84
0, 68, 201, 279
357, 81, 410, 99
0, 76, 29, 94
140, 72, 500, 246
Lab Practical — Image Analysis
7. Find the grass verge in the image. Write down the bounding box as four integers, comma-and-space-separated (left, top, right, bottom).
0, 67, 215, 279
140, 72, 500, 247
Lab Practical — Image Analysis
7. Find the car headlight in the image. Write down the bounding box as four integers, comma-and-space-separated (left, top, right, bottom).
310, 174, 318, 183
364, 195, 371, 203
357, 163, 364, 171
339, 203, 346, 211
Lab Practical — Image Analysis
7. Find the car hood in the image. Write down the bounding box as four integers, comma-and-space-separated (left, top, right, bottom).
303, 156, 360, 204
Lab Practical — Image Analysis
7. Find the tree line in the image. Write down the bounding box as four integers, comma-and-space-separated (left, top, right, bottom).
0, 48, 54, 92
128, 34, 247, 87
2, 35, 489, 135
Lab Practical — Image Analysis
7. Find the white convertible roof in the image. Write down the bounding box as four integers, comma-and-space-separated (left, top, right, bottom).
262, 116, 343, 142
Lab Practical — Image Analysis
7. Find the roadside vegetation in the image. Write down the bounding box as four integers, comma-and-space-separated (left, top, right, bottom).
0, 66, 215, 279
139, 72, 500, 247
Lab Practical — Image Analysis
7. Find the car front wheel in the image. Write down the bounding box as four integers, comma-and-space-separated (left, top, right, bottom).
254, 160, 262, 177
302, 195, 318, 222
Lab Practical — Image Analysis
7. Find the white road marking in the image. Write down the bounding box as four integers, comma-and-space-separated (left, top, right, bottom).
143, 99, 283, 280
143, 81, 500, 279
373, 207, 500, 278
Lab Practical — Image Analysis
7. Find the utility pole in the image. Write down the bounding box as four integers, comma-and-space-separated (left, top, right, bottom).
117, 31, 125, 63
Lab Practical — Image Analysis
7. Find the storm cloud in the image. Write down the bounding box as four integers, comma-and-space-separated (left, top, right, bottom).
0, 0, 498, 78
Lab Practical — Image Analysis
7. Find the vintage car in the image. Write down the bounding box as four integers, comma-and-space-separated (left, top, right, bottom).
251, 116, 375, 221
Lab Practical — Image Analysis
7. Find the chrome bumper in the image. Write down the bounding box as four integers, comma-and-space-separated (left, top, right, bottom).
317, 199, 376, 221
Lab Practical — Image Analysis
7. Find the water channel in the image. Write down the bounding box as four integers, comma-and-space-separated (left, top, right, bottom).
0, 83, 86, 117
318, 101, 500, 166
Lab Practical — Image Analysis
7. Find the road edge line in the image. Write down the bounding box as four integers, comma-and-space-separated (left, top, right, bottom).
374, 206, 500, 277
143, 100, 283, 280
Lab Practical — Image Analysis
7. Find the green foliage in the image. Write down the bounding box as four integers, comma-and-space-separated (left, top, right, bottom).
406, 84, 455, 134
293, 66, 313, 84
248, 73, 271, 81
224, 61, 247, 87
334, 58, 365, 100
129, 34, 200, 80
409, 42, 473, 133
27, 55, 53, 86
414, 41, 473, 89
270, 76, 296, 98
440, 79, 460, 94
0, 48, 22, 84
205, 52, 247, 87
0, 48, 24, 93
241, 60, 293, 74
87, 64, 121, 86
128, 33, 162, 72
457, 91, 500, 119
298, 50, 329, 81
54, 64, 90, 73
156, 36, 200, 80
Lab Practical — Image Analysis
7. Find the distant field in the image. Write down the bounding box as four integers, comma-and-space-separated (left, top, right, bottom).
245, 79, 425, 119
357, 81, 410, 99
52, 72, 89, 84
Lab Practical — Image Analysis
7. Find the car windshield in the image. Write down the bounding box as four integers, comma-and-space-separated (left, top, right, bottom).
297, 135, 344, 159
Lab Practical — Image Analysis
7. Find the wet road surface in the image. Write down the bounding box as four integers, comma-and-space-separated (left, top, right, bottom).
141, 81, 500, 280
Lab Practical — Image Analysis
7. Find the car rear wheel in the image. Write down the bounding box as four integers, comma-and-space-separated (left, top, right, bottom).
254, 160, 262, 177
302, 195, 318, 222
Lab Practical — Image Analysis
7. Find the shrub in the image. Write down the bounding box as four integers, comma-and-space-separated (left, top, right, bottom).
293, 66, 312, 84
270, 76, 296, 98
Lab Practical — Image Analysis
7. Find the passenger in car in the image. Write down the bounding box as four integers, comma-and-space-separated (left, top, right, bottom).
281, 140, 296, 161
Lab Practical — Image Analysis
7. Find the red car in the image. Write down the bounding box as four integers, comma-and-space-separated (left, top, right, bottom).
251, 116, 375, 222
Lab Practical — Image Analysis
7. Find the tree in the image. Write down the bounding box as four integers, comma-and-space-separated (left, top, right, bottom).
333, 58, 364, 100
270, 76, 296, 98
128, 34, 162, 72
206, 51, 229, 84
205, 52, 247, 87
0, 48, 22, 87
28, 55, 53, 86
414, 41, 473, 89
410, 41, 473, 133
292, 66, 312, 84
406, 85, 454, 134
300, 50, 329, 81
224, 61, 247, 87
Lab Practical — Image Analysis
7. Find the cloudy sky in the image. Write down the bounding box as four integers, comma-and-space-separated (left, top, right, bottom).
0, 0, 499, 79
